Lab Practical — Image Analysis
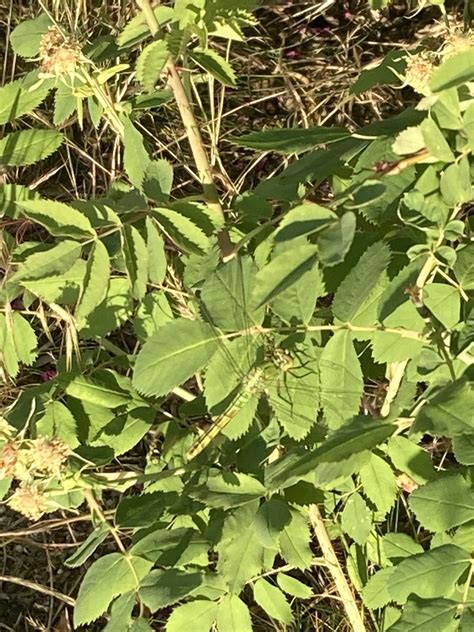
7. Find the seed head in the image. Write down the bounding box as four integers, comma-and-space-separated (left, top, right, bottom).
0, 440, 22, 479
442, 30, 474, 59
8, 485, 48, 521
404, 52, 436, 96
38, 26, 81, 78
30, 438, 70, 477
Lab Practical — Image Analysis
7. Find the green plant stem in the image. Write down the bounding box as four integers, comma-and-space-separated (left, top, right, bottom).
308, 504, 367, 632
136, 0, 233, 260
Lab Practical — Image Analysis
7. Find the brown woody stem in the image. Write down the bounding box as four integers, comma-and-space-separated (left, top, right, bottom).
136, 0, 234, 259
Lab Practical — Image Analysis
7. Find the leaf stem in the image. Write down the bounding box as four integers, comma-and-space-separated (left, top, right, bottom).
308, 504, 367, 632
135, 0, 233, 260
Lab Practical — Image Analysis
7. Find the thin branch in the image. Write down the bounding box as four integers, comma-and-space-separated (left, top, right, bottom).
136, 0, 234, 259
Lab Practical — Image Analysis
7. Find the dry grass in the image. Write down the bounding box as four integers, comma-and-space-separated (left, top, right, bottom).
0, 1, 463, 630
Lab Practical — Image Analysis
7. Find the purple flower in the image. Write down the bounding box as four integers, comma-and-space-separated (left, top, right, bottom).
40, 369, 57, 382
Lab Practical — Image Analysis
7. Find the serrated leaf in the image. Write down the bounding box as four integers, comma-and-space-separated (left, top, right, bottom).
414, 379, 474, 435
217, 506, 264, 592
66, 373, 131, 408
17, 199, 95, 239
216, 595, 252, 632
10, 13, 52, 58
134, 292, 173, 340
144, 159, 173, 202
166, 600, 218, 632
122, 115, 150, 189
440, 157, 472, 206
452, 435, 474, 465
454, 244, 474, 290
117, 6, 174, 49
409, 474, 474, 531
341, 492, 372, 546
370, 330, 424, 363
420, 118, 454, 163
362, 566, 397, 610
317, 211, 356, 266
11, 240, 82, 282
320, 331, 363, 429
388, 597, 459, 632
153, 207, 210, 254
231, 127, 350, 153
387, 436, 436, 485
388, 545, 470, 604
266, 416, 395, 490
73, 553, 151, 626
275, 203, 336, 242
254, 498, 292, 548
122, 224, 148, 300
139, 569, 203, 612
189, 472, 266, 509
78, 277, 133, 339
146, 217, 167, 284
130, 527, 207, 567
277, 573, 313, 599
253, 243, 319, 308
53, 81, 77, 126
133, 319, 219, 397
279, 509, 313, 569
75, 240, 110, 324
360, 453, 397, 516
382, 533, 424, 561
191, 48, 236, 87
201, 256, 264, 330
431, 49, 474, 92
136, 39, 169, 92
423, 283, 460, 330
333, 241, 391, 323
271, 256, 324, 325
253, 578, 293, 624
36, 400, 79, 448
0, 129, 63, 166
0, 72, 53, 124
65, 524, 109, 568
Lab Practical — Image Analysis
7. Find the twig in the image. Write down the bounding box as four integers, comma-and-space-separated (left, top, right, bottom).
0, 575, 75, 607
136, 0, 234, 260
308, 504, 367, 632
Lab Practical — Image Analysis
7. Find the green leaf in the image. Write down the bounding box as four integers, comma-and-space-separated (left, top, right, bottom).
152, 207, 210, 254
387, 436, 436, 485
144, 159, 174, 201
370, 330, 424, 363
387, 597, 459, 632
341, 492, 372, 546
254, 498, 292, 548
191, 48, 236, 87
414, 379, 474, 435
452, 435, 474, 465
117, 6, 174, 49
253, 243, 319, 308
430, 49, 474, 92
146, 218, 167, 284
317, 212, 356, 267
133, 319, 219, 397
420, 118, 454, 162
216, 595, 253, 632
136, 39, 169, 92
166, 600, 218, 632
54, 81, 77, 126
115, 493, 167, 528
275, 203, 336, 242
409, 474, 474, 531
65, 524, 109, 568
134, 292, 173, 340
36, 401, 79, 448
0, 129, 63, 166
423, 283, 460, 329
66, 373, 131, 408
266, 416, 395, 490
454, 244, 474, 290
388, 545, 470, 604
231, 126, 350, 153
12, 240, 82, 282
382, 533, 424, 561
332, 241, 391, 323
10, 13, 52, 58
201, 256, 264, 330
23, 259, 85, 305
276, 573, 313, 599
360, 453, 397, 516
352, 50, 406, 94
272, 260, 323, 324
130, 527, 207, 567
279, 509, 313, 569
122, 115, 150, 189
253, 578, 293, 624
122, 224, 148, 300
320, 331, 363, 429
440, 157, 472, 206
74, 553, 151, 626
78, 277, 133, 339
17, 199, 95, 239
139, 569, 203, 611
189, 472, 266, 509
75, 240, 110, 324
0, 72, 53, 124
362, 567, 397, 610
217, 506, 264, 592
